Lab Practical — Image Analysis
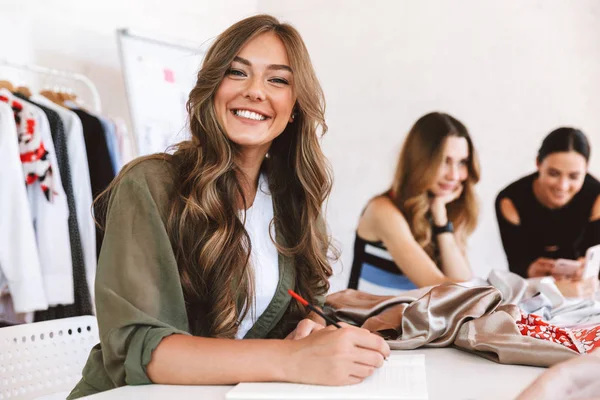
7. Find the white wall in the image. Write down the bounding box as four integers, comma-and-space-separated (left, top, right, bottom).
3, 1, 599, 293
0, 0, 259, 134
259, 0, 600, 292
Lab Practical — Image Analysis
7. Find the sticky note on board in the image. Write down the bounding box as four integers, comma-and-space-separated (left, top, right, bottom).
163, 68, 175, 83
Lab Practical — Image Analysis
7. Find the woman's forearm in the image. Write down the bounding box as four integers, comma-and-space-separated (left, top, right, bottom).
437, 233, 472, 281
430, 202, 471, 281
147, 334, 291, 385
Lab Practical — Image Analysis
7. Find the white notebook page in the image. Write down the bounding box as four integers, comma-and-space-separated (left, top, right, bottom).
226, 354, 428, 399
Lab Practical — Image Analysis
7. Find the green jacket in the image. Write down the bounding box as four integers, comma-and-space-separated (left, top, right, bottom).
68, 158, 323, 398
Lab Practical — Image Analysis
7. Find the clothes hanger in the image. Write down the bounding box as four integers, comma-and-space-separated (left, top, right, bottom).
62, 86, 85, 110
56, 87, 74, 106
40, 84, 63, 105
15, 85, 32, 98
39, 89, 58, 103
14, 74, 32, 97
59, 86, 75, 101
0, 80, 15, 91
64, 87, 78, 103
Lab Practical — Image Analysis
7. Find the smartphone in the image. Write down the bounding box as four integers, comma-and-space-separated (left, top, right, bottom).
552, 258, 581, 276
582, 244, 600, 279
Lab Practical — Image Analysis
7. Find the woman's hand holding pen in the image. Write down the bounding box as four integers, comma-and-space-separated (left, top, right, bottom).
285, 319, 326, 340
283, 323, 391, 386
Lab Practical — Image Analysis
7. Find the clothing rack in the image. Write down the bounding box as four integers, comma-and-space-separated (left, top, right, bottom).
0, 59, 102, 113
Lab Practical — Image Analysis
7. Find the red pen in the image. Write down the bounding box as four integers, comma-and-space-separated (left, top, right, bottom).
288, 289, 342, 328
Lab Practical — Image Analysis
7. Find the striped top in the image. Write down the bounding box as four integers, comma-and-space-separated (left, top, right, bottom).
349, 195, 442, 294
349, 232, 444, 294
349, 234, 422, 294
349, 235, 398, 288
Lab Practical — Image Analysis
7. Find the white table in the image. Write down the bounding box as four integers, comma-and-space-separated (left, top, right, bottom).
83, 348, 546, 400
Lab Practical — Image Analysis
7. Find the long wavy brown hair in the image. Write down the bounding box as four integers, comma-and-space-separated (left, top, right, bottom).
390, 112, 480, 259
96, 15, 334, 338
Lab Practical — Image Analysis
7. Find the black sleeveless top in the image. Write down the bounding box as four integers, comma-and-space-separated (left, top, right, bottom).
495, 173, 600, 278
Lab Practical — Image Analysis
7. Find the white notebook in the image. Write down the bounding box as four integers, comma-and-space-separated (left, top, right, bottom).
226, 354, 428, 400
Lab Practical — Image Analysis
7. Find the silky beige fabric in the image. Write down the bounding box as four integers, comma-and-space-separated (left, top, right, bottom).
454, 304, 575, 366
488, 270, 531, 305
326, 283, 578, 367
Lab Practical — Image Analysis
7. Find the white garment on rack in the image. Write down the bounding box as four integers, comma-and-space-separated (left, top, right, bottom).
31, 95, 96, 304
0, 102, 48, 314
20, 97, 74, 306
236, 174, 279, 339
112, 117, 136, 164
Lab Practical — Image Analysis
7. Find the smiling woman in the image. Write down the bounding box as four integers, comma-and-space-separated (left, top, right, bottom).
66, 14, 390, 399
495, 127, 600, 287
214, 33, 296, 152
348, 112, 481, 294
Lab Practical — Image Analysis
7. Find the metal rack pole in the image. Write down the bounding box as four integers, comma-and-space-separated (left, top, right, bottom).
0, 59, 102, 113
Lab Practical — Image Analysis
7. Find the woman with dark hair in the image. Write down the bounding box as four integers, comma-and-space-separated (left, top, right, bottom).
496, 128, 600, 289
349, 112, 480, 294
68, 15, 389, 398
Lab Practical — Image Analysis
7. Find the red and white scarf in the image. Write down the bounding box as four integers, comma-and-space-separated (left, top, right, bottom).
0, 93, 54, 201
519, 311, 600, 354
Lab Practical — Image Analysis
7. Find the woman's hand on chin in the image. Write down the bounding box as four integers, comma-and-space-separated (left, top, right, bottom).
430, 184, 463, 225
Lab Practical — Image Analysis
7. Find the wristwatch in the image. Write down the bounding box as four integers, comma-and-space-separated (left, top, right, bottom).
433, 221, 454, 235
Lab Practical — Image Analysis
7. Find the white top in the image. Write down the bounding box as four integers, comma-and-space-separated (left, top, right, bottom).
31, 95, 97, 305
235, 174, 279, 339
0, 102, 48, 314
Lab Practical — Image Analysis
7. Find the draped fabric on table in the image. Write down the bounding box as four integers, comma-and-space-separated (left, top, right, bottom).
325, 270, 600, 367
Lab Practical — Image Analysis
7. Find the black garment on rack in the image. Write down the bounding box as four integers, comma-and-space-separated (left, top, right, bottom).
70, 108, 115, 259
15, 95, 94, 319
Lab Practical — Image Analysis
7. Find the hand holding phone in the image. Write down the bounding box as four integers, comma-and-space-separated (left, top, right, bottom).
551, 258, 582, 278
527, 258, 555, 278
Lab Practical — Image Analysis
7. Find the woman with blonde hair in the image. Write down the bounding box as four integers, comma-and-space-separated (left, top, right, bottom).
68, 15, 389, 398
349, 112, 480, 294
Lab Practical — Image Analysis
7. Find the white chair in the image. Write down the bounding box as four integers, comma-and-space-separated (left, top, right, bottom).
0, 315, 99, 400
